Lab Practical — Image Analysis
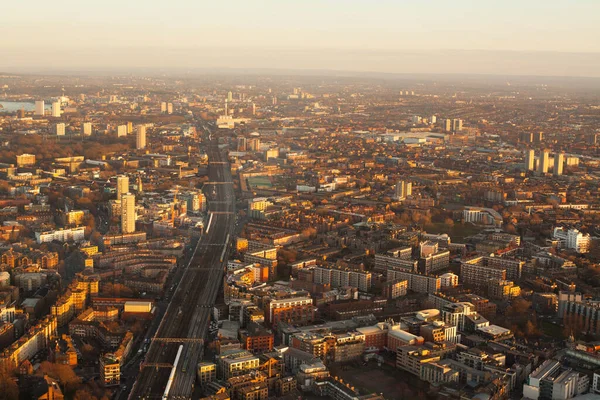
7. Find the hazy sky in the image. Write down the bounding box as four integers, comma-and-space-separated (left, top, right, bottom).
2, 0, 600, 76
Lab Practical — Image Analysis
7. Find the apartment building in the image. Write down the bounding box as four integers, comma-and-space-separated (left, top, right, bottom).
313, 265, 372, 292
266, 297, 315, 327
387, 270, 441, 294
217, 349, 260, 380
460, 261, 506, 287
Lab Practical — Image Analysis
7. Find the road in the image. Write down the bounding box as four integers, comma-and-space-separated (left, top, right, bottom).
129, 126, 235, 399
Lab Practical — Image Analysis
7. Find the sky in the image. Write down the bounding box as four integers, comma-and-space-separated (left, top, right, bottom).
2, 0, 600, 76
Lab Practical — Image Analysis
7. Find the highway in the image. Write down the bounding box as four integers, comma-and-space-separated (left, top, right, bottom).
129, 125, 235, 399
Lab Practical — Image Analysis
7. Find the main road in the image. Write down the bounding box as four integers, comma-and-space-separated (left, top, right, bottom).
129, 127, 235, 399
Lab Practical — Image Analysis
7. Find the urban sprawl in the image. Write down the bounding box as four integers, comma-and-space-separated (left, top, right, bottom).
0, 74, 599, 400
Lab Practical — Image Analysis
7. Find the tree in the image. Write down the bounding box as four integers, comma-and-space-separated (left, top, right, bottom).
74, 389, 98, 400
38, 362, 81, 394
0, 372, 18, 400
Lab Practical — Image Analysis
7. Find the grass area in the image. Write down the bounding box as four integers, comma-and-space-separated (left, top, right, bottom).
329, 361, 428, 398
540, 319, 566, 340
247, 176, 273, 188
423, 222, 483, 241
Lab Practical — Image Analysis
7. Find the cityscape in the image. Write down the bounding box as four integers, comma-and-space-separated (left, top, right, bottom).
2, 2, 600, 400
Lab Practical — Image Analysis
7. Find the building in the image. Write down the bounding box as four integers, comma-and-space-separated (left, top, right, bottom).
136, 125, 146, 150
419, 250, 450, 275
443, 119, 452, 132
553, 227, 591, 254
462, 206, 503, 227
51, 101, 61, 117
121, 193, 136, 234
452, 119, 463, 132
441, 302, 476, 331
382, 279, 408, 299
81, 122, 93, 136
387, 270, 441, 294
313, 266, 372, 292
116, 175, 129, 199
374, 251, 417, 274
461, 256, 523, 284
523, 360, 589, 400
167, 103, 173, 114
239, 323, 274, 353
266, 297, 314, 327
460, 261, 506, 287
538, 149, 550, 174
197, 362, 216, 386
217, 350, 260, 380
117, 125, 127, 137
16, 154, 36, 167
488, 279, 521, 300
248, 138, 261, 151
440, 273, 459, 288
237, 137, 247, 151
526, 149, 535, 171
0, 317, 57, 370
100, 354, 120, 387
396, 345, 441, 376
35, 227, 85, 244
55, 123, 66, 136
394, 181, 412, 201
554, 152, 564, 176
35, 100, 45, 116
422, 361, 459, 386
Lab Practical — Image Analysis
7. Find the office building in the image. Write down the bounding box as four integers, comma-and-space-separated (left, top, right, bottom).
115, 176, 129, 200
538, 149, 550, 174
55, 123, 66, 136
51, 101, 61, 117
227, 91, 233, 102
136, 125, 146, 149
525, 149, 535, 171
167, 103, 173, 114
121, 193, 136, 234
554, 152, 564, 176
160, 102, 167, 113
81, 122, 93, 136
34, 100, 45, 116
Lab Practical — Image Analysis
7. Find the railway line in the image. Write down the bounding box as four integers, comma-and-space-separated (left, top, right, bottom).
129, 127, 235, 399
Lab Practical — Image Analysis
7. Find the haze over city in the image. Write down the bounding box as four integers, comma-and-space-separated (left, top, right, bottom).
2, 0, 600, 76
